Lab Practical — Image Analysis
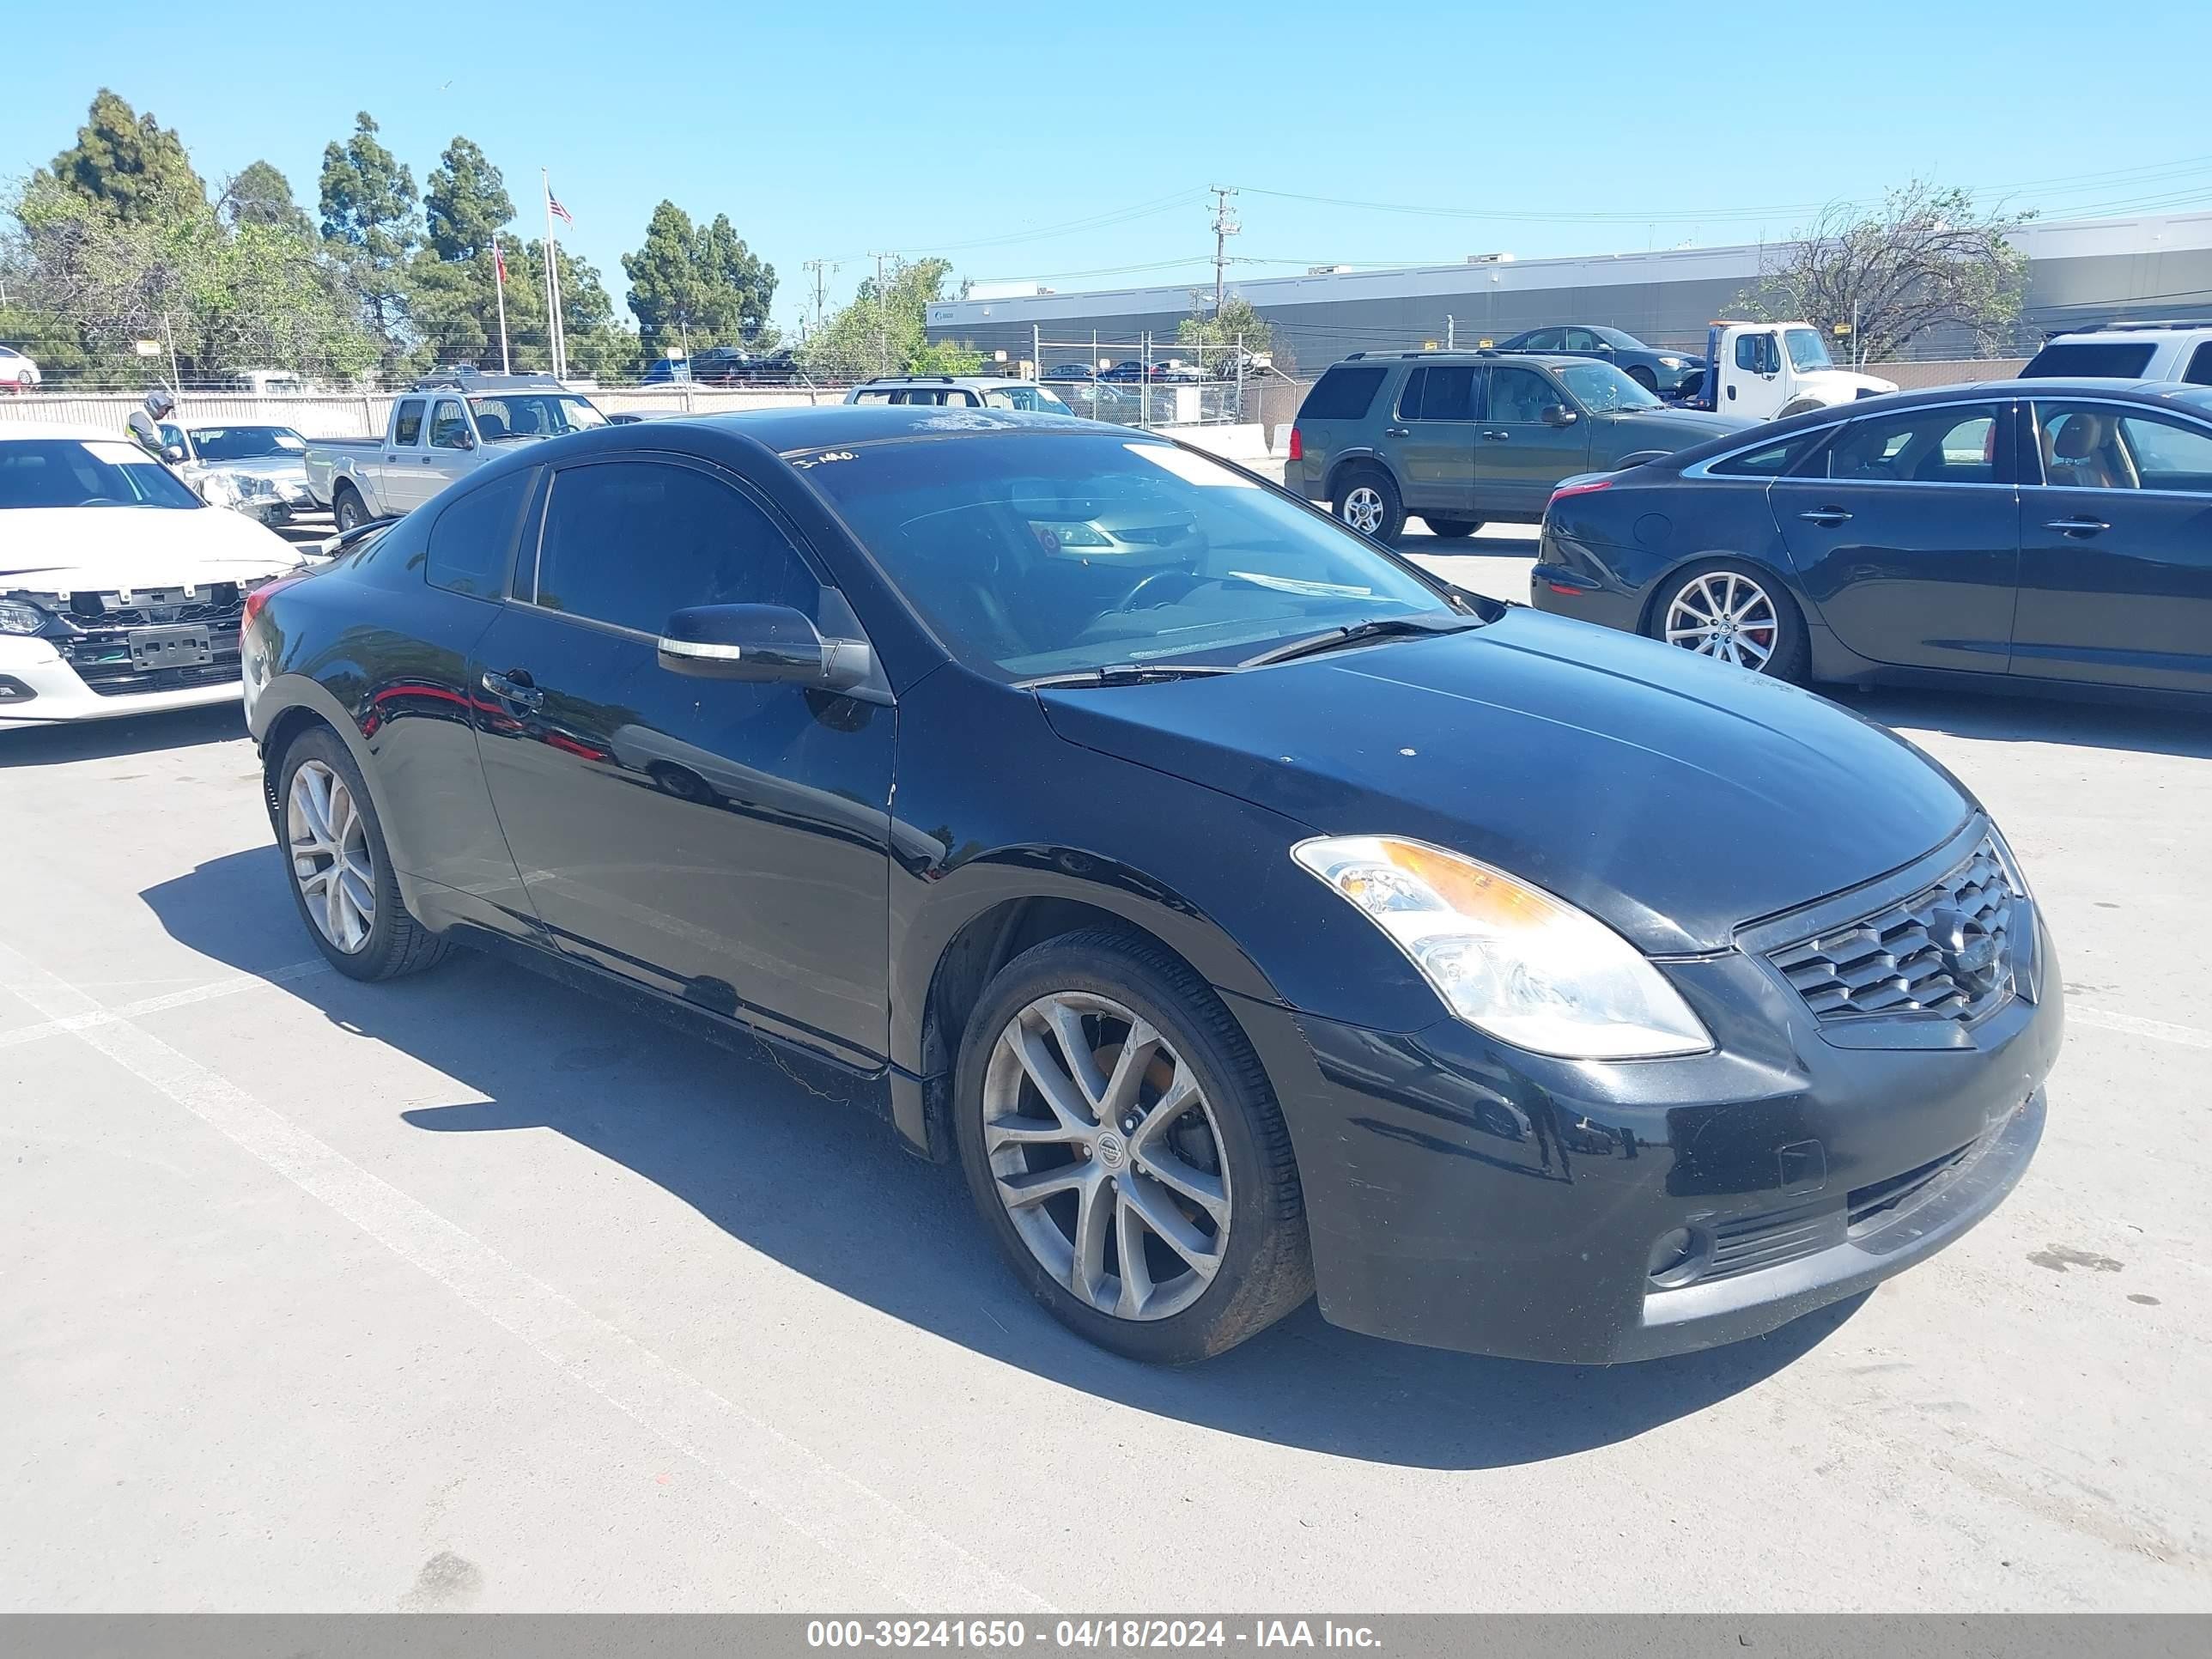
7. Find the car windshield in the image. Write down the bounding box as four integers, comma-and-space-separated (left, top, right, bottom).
1553, 362, 1662, 411
189, 426, 308, 461
1784, 328, 1834, 371
470, 394, 607, 439
983, 386, 1075, 414
801, 431, 1454, 679
0, 438, 204, 509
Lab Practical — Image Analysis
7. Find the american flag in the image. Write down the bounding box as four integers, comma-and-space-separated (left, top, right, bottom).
547, 190, 574, 228
492, 240, 507, 284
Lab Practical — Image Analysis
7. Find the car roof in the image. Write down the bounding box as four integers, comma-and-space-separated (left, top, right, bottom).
0, 422, 119, 442
1336, 350, 1597, 368
644, 404, 1105, 454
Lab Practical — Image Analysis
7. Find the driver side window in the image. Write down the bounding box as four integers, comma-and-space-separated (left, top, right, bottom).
1485, 367, 1559, 425
531, 460, 821, 637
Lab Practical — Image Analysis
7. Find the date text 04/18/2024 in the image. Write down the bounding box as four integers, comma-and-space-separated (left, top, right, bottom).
804, 1620, 1383, 1650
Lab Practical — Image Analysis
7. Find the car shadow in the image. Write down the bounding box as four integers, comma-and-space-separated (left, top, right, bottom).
1832, 684, 2212, 761
140, 847, 1866, 1471
0, 702, 247, 768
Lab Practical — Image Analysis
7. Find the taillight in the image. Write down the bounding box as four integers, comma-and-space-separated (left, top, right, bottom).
1287, 426, 1304, 463
1547, 477, 1613, 508
242, 574, 307, 630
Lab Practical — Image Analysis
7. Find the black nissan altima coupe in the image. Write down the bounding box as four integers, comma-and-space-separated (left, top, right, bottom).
242, 406, 2060, 1365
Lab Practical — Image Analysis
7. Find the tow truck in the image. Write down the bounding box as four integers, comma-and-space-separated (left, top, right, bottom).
1676, 320, 1897, 420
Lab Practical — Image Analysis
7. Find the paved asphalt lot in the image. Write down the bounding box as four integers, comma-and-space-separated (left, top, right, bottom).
3, 523, 2207, 1612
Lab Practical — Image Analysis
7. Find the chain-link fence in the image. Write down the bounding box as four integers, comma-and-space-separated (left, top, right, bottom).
1027, 332, 1282, 431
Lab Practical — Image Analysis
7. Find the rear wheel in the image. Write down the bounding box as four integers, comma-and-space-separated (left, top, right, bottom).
277, 727, 451, 981
1334, 465, 1405, 543
332, 483, 368, 533
1650, 560, 1809, 682
954, 928, 1312, 1364
1423, 516, 1483, 538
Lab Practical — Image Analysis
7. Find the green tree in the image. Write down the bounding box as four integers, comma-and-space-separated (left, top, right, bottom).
318, 112, 418, 341
1742, 181, 2032, 365
221, 161, 311, 234
405, 238, 636, 381
622, 200, 777, 357
798, 256, 969, 380
44, 89, 204, 223
1176, 292, 1282, 374
422, 137, 514, 264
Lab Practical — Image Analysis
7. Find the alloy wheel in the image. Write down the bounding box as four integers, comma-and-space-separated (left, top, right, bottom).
287, 759, 376, 953
1664, 570, 1779, 672
982, 992, 1231, 1321
1340, 487, 1385, 536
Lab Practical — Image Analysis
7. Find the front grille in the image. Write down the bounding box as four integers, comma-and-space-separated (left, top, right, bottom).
1767, 838, 2020, 1022
63, 586, 243, 630
76, 661, 241, 698
59, 593, 246, 698
1847, 1139, 1975, 1237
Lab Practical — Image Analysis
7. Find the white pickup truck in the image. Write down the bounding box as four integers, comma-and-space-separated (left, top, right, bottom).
307, 374, 607, 529
1674, 320, 1898, 421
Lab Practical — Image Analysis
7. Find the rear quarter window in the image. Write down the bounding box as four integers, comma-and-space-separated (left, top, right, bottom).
2021, 341, 2159, 379
1298, 365, 1388, 422
1708, 431, 1829, 477
423, 470, 533, 599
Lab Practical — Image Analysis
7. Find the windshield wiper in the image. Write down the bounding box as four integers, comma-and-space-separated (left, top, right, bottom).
1020, 663, 1238, 690
1238, 614, 1480, 669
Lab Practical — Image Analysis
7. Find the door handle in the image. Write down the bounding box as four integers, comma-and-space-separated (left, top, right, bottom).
481, 669, 544, 709
2044, 517, 2110, 536
1797, 507, 1852, 526
1482, 429, 1510, 441
1383, 426, 1410, 437
422, 454, 439, 464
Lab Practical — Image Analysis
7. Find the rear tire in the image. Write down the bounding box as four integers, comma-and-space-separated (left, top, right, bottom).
1423, 517, 1483, 538
1647, 559, 1810, 684
954, 927, 1313, 1364
1334, 465, 1405, 543
332, 483, 368, 533
276, 726, 452, 981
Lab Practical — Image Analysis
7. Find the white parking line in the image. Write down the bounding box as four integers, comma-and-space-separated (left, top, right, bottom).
2069, 1005, 2212, 1052
0, 934, 1051, 1614
0, 958, 331, 1052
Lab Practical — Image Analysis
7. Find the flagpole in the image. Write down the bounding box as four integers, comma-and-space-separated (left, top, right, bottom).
493, 233, 512, 374
541, 170, 562, 379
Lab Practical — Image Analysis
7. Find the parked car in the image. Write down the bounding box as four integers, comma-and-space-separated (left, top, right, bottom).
0, 344, 41, 392
243, 405, 2057, 1365
1494, 325, 1706, 396
843, 375, 1074, 413
1530, 379, 2212, 697
159, 422, 320, 526
1098, 361, 1148, 384
222, 368, 307, 395
2019, 320, 2212, 384
1042, 363, 1097, 382
1285, 351, 1749, 539
305, 374, 606, 530
1, 422, 306, 726
641, 356, 693, 385
1674, 320, 1897, 421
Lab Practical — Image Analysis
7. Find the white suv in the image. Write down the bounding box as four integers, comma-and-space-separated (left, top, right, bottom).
843, 375, 1074, 413
2021, 322, 2212, 384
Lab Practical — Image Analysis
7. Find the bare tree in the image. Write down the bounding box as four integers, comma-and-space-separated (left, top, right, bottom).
1746, 182, 2032, 366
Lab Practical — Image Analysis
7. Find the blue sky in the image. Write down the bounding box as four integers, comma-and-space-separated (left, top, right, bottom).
7, 0, 2211, 333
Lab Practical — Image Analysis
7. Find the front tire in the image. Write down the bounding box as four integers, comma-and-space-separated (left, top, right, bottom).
1423, 516, 1483, 538
1649, 559, 1809, 682
954, 928, 1312, 1364
276, 726, 452, 981
1333, 465, 1405, 543
1626, 365, 1659, 393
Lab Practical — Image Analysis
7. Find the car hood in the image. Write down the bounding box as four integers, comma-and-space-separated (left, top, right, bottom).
1038, 608, 1972, 954
0, 505, 306, 592
1599, 408, 1752, 442
1802, 368, 1899, 396
194, 454, 311, 481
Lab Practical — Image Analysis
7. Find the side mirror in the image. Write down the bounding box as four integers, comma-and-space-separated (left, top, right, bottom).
458, 430, 478, 450
1541, 404, 1579, 428
1595, 342, 1614, 355
658, 604, 873, 691
163, 443, 187, 463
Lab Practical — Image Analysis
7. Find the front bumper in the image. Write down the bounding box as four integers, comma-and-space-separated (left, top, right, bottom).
1227, 839, 2062, 1364
0, 636, 244, 726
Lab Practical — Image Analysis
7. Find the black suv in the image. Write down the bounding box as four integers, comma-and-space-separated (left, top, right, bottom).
1284, 351, 1748, 540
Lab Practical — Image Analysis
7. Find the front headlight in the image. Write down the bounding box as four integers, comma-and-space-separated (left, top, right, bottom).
233, 474, 278, 499
0, 598, 53, 635
1291, 836, 1712, 1059
1656, 356, 1685, 368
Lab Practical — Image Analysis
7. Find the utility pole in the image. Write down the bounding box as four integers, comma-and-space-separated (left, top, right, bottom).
1446, 315, 1455, 349
1209, 185, 1239, 315
803, 259, 837, 334
869, 251, 891, 374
